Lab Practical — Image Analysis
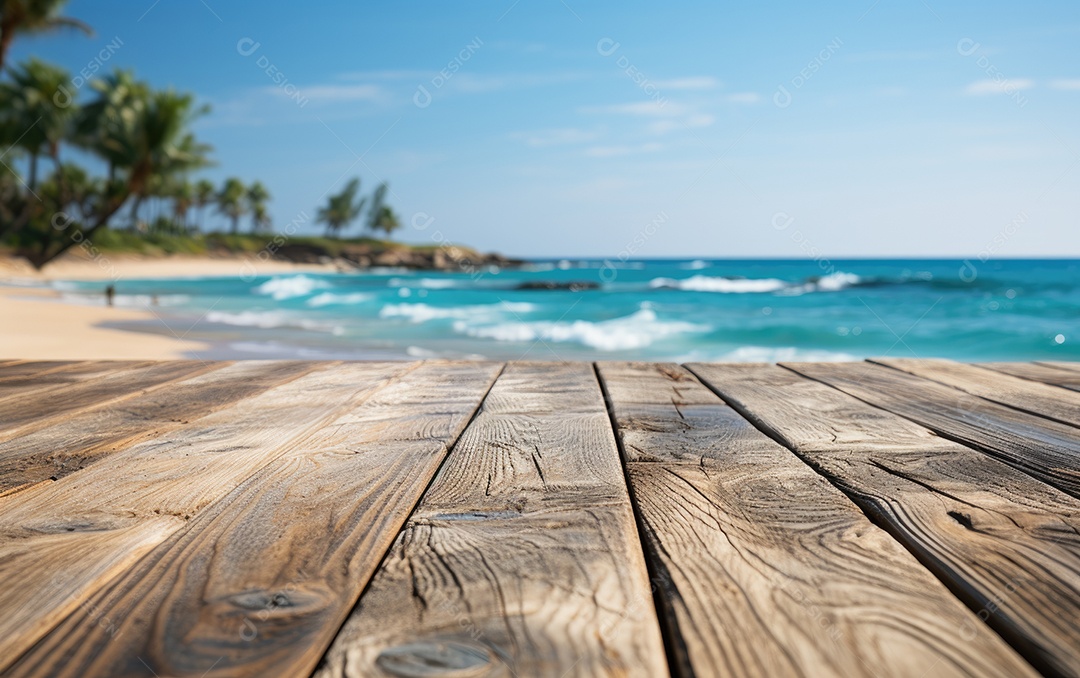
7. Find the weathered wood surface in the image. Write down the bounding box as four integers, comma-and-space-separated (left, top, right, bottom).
0, 360, 321, 495
874, 358, 1080, 427
315, 362, 669, 678
2, 359, 1079, 678
0, 362, 412, 672
598, 362, 1031, 678
9, 361, 502, 678
981, 362, 1080, 392
789, 360, 1080, 501
0, 360, 153, 404
691, 362, 1080, 677
0, 360, 84, 382
1040, 361, 1080, 373
0, 360, 219, 440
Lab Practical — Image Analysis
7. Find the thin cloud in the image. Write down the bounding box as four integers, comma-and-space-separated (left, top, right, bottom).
648, 114, 714, 134
846, 49, 941, 63
585, 101, 691, 117
294, 84, 386, 103
585, 142, 665, 158
512, 128, 600, 148
726, 92, 760, 104
1049, 79, 1080, 90
965, 79, 1034, 95
653, 76, 719, 90
450, 72, 590, 93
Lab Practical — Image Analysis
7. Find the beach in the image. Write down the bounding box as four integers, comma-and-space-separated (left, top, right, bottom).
3, 254, 1076, 363
0, 251, 341, 360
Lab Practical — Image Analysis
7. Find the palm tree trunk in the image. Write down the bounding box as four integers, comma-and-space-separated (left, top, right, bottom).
0, 25, 14, 74
26, 191, 133, 269
128, 195, 143, 229
28, 154, 38, 192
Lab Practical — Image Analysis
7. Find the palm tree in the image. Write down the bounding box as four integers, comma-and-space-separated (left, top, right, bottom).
373, 205, 400, 238
365, 181, 387, 233
170, 179, 193, 230
192, 178, 214, 231
246, 180, 270, 232
24, 88, 212, 267
316, 177, 365, 237
0, 58, 75, 241
111, 93, 211, 233
0, 0, 92, 72
216, 177, 246, 234
0, 58, 74, 191
73, 69, 150, 184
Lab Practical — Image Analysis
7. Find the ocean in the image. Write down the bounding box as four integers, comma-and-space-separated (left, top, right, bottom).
55, 258, 1080, 362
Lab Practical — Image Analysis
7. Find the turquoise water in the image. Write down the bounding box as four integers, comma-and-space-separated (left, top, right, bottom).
57, 259, 1080, 362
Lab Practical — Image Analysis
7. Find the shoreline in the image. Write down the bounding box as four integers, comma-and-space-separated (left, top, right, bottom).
0, 250, 344, 282
0, 251, 345, 360
0, 286, 209, 360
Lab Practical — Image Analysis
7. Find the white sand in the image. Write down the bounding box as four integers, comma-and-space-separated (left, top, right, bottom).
0, 251, 340, 360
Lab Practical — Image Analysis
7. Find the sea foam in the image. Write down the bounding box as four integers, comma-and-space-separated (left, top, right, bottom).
454, 308, 704, 351
253, 275, 330, 300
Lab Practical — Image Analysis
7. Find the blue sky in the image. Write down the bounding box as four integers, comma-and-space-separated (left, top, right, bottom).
14, 0, 1080, 256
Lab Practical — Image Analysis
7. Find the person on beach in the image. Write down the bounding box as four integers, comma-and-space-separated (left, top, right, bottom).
105, 284, 115, 307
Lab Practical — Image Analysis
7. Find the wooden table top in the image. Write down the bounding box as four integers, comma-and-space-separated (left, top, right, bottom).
1, 358, 1079, 677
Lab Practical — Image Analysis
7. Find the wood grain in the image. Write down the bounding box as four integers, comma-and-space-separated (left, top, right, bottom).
1039, 361, 1080, 373
0, 361, 413, 673
691, 362, 1080, 678
0, 360, 221, 439
598, 362, 1033, 678
315, 362, 670, 678
8, 361, 502, 678
874, 358, 1080, 427
0, 360, 148, 404
981, 362, 1080, 392
0, 360, 319, 493
787, 360, 1080, 500
0, 360, 83, 382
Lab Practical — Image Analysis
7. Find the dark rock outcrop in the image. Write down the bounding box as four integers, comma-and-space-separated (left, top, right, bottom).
272, 242, 522, 272
514, 280, 600, 291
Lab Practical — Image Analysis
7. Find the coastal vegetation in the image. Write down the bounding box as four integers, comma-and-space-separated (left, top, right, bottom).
0, 0, 404, 269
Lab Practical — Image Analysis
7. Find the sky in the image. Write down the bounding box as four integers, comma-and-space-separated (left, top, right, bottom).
13, 0, 1080, 257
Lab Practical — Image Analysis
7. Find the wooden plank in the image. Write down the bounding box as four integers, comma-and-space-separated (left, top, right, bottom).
1039, 361, 1080, 374
0, 360, 146, 403
981, 362, 1080, 393
690, 362, 1080, 678
0, 360, 222, 439
8, 361, 502, 678
0, 361, 414, 673
0, 360, 320, 493
874, 358, 1080, 428
0, 360, 83, 382
315, 362, 670, 678
597, 362, 1033, 678
787, 360, 1080, 500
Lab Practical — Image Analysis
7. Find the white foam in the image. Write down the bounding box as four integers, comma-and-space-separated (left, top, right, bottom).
205, 310, 341, 334
379, 301, 536, 324
388, 277, 457, 289
306, 292, 373, 307
712, 346, 861, 362
650, 275, 788, 293
113, 294, 190, 308
206, 310, 291, 329
454, 308, 705, 351
680, 260, 710, 270
782, 271, 862, 295
813, 271, 861, 291
253, 275, 330, 300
